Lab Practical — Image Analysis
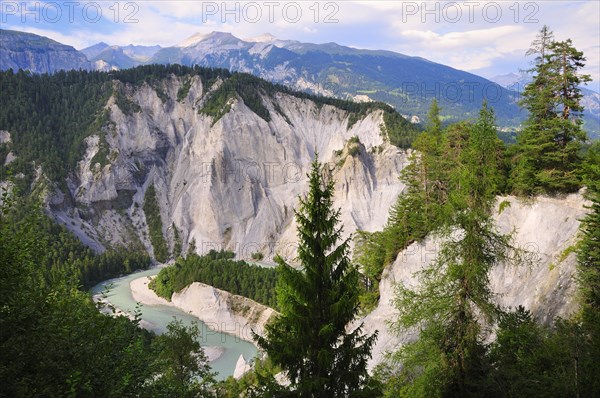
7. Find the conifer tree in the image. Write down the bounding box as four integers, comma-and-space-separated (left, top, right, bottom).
525, 25, 554, 69
426, 98, 443, 137
511, 27, 591, 194
383, 99, 450, 250
254, 157, 378, 397
385, 103, 517, 397
354, 99, 449, 311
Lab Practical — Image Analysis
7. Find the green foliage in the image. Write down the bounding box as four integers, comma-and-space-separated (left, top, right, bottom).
577, 141, 600, 337
426, 98, 442, 135
354, 100, 453, 311
215, 357, 281, 398
254, 157, 379, 397
0, 193, 155, 397
149, 320, 216, 397
114, 89, 141, 115
371, 88, 599, 397
199, 73, 271, 123
510, 26, 591, 195
348, 136, 361, 157
382, 110, 421, 149
0, 69, 110, 183
153, 84, 169, 103
0, 65, 231, 187
172, 223, 183, 258
198, 80, 234, 122
382, 103, 518, 397
90, 130, 111, 169
0, 64, 417, 191
0, 191, 219, 397
1, 195, 150, 290
251, 251, 264, 261
485, 307, 600, 397
347, 111, 365, 129
143, 184, 168, 263
197, 71, 419, 148
177, 77, 192, 102
150, 250, 278, 308
497, 200, 511, 214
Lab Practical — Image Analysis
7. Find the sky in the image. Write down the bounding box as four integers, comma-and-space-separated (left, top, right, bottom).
1, 1, 599, 91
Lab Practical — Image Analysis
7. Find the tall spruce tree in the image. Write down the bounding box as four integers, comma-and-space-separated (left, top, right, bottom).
254, 157, 378, 397
383, 103, 517, 397
511, 27, 591, 195
426, 98, 443, 137
525, 25, 554, 70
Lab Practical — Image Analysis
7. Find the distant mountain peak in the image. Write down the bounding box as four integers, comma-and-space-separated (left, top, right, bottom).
177, 31, 240, 47
245, 33, 278, 43
489, 71, 532, 88
80, 42, 111, 59
81, 42, 109, 50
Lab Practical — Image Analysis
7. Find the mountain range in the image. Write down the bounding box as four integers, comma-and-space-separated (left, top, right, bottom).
1, 29, 598, 137
80, 42, 162, 71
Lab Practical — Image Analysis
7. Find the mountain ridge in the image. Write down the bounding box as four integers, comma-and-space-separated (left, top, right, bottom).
1, 29, 521, 129
145, 30, 523, 127
0, 29, 90, 73
3, 29, 597, 137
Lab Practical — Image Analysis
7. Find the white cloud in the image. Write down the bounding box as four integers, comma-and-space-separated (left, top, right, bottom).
399, 25, 524, 50
4, 25, 94, 49
386, 25, 528, 72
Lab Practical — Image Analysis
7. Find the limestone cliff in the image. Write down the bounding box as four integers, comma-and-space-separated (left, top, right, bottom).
358, 193, 588, 371
48, 73, 408, 261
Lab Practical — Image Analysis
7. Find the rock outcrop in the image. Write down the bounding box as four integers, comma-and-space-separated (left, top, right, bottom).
358, 193, 588, 371
171, 282, 277, 342
233, 355, 252, 379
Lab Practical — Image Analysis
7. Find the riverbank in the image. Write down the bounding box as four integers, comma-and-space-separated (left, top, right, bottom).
91, 268, 259, 379
130, 275, 278, 344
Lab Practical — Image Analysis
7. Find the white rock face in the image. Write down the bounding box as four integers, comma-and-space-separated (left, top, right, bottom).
4, 152, 16, 165
130, 275, 275, 343
0, 130, 11, 144
49, 74, 406, 260
233, 354, 252, 379
359, 193, 588, 371
171, 282, 277, 342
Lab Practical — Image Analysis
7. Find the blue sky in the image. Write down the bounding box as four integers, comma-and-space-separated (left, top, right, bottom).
2, 1, 599, 90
